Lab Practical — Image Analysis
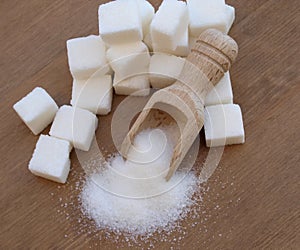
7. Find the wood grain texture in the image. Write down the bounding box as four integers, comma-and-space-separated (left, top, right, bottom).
0, 0, 299, 249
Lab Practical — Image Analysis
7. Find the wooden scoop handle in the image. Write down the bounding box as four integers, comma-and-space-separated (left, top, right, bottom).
164, 29, 238, 180
174, 29, 238, 102
120, 29, 238, 181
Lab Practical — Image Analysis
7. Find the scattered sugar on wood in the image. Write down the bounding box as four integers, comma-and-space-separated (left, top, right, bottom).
52, 128, 241, 248
80, 127, 200, 236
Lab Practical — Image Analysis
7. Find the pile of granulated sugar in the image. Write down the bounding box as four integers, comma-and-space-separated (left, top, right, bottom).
80, 127, 200, 237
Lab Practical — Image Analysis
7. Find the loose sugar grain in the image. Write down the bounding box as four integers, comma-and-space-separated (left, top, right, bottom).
80, 127, 200, 236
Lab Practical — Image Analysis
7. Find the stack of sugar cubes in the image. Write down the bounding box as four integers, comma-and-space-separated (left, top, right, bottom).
13, 0, 244, 184
99, 0, 153, 96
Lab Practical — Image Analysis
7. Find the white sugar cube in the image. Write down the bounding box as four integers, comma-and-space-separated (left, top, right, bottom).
113, 75, 150, 96
187, 0, 235, 37
153, 28, 189, 57
29, 135, 72, 184
204, 104, 245, 147
149, 54, 185, 89
173, 29, 189, 57
106, 41, 150, 79
98, 1, 142, 45
71, 74, 112, 115
143, 32, 153, 51
13, 87, 58, 135
134, 0, 155, 36
205, 72, 233, 106
151, 0, 189, 50
50, 105, 98, 151
224, 5, 235, 33
67, 35, 110, 80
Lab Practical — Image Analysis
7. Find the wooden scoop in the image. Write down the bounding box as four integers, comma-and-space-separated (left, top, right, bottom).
120, 29, 238, 181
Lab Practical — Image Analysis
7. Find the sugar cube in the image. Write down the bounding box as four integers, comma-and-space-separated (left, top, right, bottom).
106, 41, 150, 79
172, 29, 189, 57
98, 1, 142, 45
205, 72, 233, 106
113, 75, 150, 96
13, 87, 58, 135
143, 32, 153, 51
67, 35, 110, 80
187, 0, 235, 37
153, 28, 189, 57
49, 105, 98, 151
151, 0, 189, 50
149, 54, 185, 89
71, 74, 112, 115
224, 5, 235, 33
29, 135, 72, 184
134, 0, 155, 36
204, 104, 245, 147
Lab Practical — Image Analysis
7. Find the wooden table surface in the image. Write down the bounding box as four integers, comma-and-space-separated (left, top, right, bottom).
0, 0, 299, 249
